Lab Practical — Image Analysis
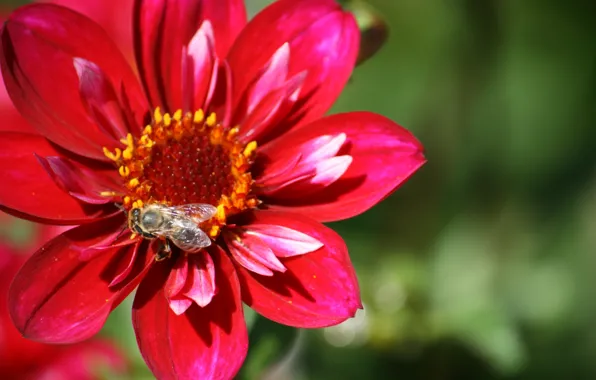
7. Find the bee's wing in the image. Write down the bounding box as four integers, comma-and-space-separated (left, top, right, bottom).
166, 217, 212, 253
167, 203, 217, 223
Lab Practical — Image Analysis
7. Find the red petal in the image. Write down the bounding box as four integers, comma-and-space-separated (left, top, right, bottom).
261, 112, 426, 222
228, 0, 358, 137
8, 218, 153, 343
43, 0, 135, 64
133, 0, 246, 111
132, 246, 248, 380
0, 4, 147, 160
0, 83, 35, 133
235, 211, 361, 328
0, 132, 109, 223
36, 154, 125, 205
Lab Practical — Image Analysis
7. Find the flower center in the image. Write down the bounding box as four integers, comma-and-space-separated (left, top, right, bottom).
103, 108, 258, 238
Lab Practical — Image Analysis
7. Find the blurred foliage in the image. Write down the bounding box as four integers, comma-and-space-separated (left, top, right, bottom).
1, 0, 595, 379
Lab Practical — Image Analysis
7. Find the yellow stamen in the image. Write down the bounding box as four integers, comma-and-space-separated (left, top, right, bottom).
194, 109, 204, 124
243, 141, 257, 158
122, 147, 133, 160
163, 113, 172, 127
154, 107, 163, 123
103, 147, 121, 161
139, 135, 154, 148
206, 112, 216, 127
209, 225, 220, 238
128, 178, 140, 188
215, 203, 227, 223
118, 166, 130, 177
173, 109, 182, 121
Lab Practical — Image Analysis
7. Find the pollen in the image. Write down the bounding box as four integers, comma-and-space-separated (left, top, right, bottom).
102, 107, 259, 241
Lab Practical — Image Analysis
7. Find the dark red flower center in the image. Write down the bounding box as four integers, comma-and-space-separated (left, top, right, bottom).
103, 108, 259, 238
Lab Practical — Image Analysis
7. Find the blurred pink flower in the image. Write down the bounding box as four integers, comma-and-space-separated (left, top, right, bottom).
0, 0, 425, 378
0, 244, 128, 379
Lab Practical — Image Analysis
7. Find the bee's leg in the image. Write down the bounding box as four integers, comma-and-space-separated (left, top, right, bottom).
155, 239, 172, 261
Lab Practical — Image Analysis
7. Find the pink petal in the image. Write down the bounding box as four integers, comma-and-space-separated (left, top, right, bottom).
30, 339, 129, 380
310, 155, 353, 185
133, 0, 246, 111
235, 211, 361, 328
73, 58, 137, 141
0, 4, 147, 160
132, 246, 248, 380
228, 0, 358, 139
224, 230, 286, 276
184, 251, 217, 308
244, 224, 323, 258
165, 255, 189, 299
233, 42, 290, 123
208, 60, 233, 126
256, 132, 352, 197
168, 298, 192, 316
0, 132, 109, 224
237, 71, 306, 143
165, 251, 217, 315
182, 21, 216, 112
261, 112, 426, 222
9, 217, 153, 343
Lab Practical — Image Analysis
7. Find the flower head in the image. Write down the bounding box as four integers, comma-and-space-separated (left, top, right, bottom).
0, 0, 425, 378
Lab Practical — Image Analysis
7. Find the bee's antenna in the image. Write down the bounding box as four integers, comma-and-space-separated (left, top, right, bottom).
114, 222, 131, 242
114, 203, 127, 214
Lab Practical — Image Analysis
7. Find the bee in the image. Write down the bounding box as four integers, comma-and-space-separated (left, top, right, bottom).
128, 203, 217, 260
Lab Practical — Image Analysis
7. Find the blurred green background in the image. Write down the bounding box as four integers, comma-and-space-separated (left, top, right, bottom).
2, 0, 596, 379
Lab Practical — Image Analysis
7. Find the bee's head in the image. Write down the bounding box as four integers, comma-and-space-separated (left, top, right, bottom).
131, 208, 142, 224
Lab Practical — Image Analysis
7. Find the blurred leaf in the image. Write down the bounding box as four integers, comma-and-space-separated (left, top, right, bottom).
344, 1, 388, 66
0, 217, 35, 249
428, 214, 525, 374
244, 304, 258, 331
238, 315, 300, 380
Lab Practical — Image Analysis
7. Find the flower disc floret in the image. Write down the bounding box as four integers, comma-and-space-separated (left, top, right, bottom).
102, 107, 259, 238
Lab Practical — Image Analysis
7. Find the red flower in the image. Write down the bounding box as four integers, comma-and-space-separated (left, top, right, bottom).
0, 0, 425, 378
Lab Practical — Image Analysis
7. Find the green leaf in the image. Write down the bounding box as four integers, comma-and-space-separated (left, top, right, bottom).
238, 314, 301, 380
